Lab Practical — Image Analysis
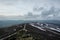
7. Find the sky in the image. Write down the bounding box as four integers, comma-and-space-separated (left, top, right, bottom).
0, 0, 60, 20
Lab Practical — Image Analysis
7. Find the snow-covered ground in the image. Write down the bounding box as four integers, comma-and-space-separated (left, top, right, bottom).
29, 22, 60, 32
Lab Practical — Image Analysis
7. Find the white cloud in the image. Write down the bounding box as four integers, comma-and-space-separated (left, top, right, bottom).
0, 0, 60, 20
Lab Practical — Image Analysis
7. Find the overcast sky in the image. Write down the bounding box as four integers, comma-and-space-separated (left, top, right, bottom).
0, 0, 60, 20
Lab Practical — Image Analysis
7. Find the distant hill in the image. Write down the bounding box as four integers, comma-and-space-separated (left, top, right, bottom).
0, 20, 60, 28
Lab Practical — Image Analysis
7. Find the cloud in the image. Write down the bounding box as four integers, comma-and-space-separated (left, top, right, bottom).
33, 7, 44, 11
0, 12, 40, 20
0, 0, 60, 20
0, 6, 60, 20
23, 12, 40, 19
31, 6, 60, 20
40, 6, 60, 20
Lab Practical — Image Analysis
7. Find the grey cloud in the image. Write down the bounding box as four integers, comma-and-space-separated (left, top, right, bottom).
33, 7, 44, 11
33, 6, 60, 20
40, 7, 60, 20
24, 12, 40, 18
41, 7, 55, 17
